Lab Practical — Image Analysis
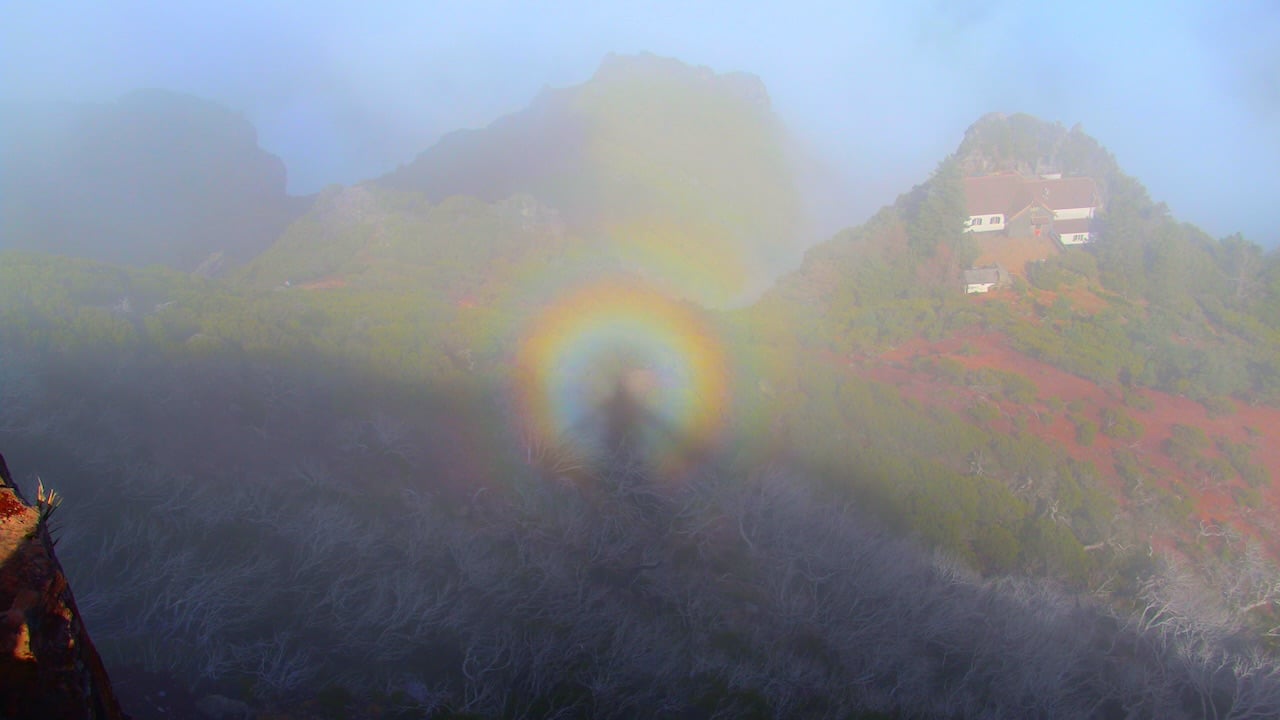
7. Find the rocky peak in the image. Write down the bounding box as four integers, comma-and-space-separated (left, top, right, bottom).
592, 52, 772, 109
953, 112, 1122, 203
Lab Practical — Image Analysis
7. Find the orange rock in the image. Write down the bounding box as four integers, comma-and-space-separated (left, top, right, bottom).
0, 452, 128, 719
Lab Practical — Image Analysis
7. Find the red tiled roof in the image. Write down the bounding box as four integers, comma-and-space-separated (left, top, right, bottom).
963, 174, 1098, 217
1024, 177, 1098, 211
1053, 217, 1093, 234
964, 267, 1002, 285
963, 175, 1027, 216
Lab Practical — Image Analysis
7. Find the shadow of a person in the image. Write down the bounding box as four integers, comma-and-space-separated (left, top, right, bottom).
601, 376, 642, 457
594, 373, 709, 476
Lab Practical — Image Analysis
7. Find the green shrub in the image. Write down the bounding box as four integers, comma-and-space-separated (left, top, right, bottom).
1202, 395, 1235, 417
969, 402, 1001, 425
1218, 438, 1271, 488
1165, 426, 1209, 474
1232, 485, 1263, 510
1020, 518, 1089, 586
1074, 418, 1097, 446
1113, 448, 1148, 493
1055, 249, 1100, 282
1123, 389, 1154, 411
934, 356, 967, 384
1101, 407, 1144, 441
1198, 456, 1235, 483
973, 524, 1020, 574
998, 371, 1039, 404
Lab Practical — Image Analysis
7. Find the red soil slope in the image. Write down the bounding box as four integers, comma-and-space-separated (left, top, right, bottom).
856, 331, 1280, 558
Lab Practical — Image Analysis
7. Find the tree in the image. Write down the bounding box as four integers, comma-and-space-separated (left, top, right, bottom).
905, 157, 968, 268
973, 524, 1020, 574
1216, 233, 1266, 306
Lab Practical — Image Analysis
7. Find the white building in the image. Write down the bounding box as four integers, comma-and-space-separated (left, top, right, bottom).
962, 265, 1011, 294
1053, 217, 1093, 245
962, 174, 1100, 244
962, 175, 1020, 234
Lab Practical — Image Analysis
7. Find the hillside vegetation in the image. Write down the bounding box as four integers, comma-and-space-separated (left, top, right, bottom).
1, 74, 1279, 717
743, 110, 1280, 642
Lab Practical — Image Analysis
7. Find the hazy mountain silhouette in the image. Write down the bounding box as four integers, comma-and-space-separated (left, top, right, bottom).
379, 53, 818, 306
0, 90, 310, 272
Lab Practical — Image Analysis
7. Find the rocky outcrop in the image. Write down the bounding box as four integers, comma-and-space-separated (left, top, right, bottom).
0, 453, 127, 720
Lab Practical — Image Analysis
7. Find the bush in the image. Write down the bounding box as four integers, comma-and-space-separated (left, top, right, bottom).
1123, 389, 1154, 411
969, 402, 1001, 425
1232, 484, 1263, 510
1074, 418, 1097, 446
1055, 249, 1100, 282
1028, 261, 1070, 291
934, 356, 968, 384
1020, 518, 1089, 586
1198, 456, 1235, 484
998, 371, 1039, 404
1218, 438, 1271, 488
1240, 463, 1271, 489
973, 524, 1020, 574
1165, 425, 1209, 468
1202, 395, 1235, 417
1101, 407, 1144, 441
1113, 449, 1148, 493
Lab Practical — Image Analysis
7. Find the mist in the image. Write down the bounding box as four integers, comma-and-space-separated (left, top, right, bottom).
3, 1, 1276, 244
5, 2, 1280, 718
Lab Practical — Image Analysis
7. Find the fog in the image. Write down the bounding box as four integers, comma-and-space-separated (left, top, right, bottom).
5, 3, 1280, 717
3, 0, 1276, 244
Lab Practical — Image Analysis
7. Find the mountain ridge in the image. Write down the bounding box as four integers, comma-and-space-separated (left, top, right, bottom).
2, 86, 1280, 716
376, 52, 812, 307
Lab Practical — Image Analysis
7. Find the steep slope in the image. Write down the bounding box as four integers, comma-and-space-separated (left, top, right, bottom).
230, 187, 596, 381
379, 53, 811, 306
235, 187, 573, 297
0, 90, 310, 273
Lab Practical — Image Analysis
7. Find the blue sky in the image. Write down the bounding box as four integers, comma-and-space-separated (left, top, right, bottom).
2, 1, 1277, 244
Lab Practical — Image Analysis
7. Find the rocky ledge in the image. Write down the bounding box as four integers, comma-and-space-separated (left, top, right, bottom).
0, 452, 127, 720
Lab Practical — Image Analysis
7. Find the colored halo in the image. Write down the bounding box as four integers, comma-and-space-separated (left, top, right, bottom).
512, 281, 729, 476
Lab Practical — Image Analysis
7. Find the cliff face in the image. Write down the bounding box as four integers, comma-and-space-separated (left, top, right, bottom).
0, 454, 126, 720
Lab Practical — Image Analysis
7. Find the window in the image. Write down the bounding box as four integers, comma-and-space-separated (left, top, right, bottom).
971, 217, 983, 226
990, 215, 1001, 224
1076, 234, 1087, 243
